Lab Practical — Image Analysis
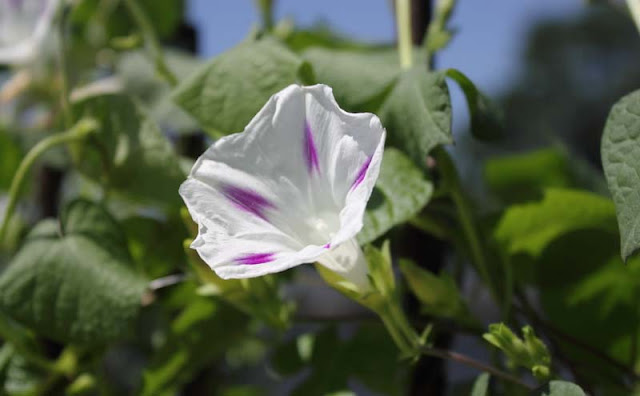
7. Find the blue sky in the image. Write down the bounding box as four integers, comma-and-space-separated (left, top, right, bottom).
187, 0, 582, 94
186, 1, 584, 132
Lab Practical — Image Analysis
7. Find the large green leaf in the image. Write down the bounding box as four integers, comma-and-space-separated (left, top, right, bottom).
358, 148, 433, 244
601, 89, 640, 260
302, 48, 401, 112
173, 38, 310, 136
72, 94, 185, 206
0, 200, 147, 345
494, 189, 617, 257
140, 297, 248, 396
2, 348, 44, 395
485, 147, 573, 204
379, 68, 452, 169
123, 216, 188, 279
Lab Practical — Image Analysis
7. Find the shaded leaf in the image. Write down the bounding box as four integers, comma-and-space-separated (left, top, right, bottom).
446, 69, 504, 140
601, 89, 640, 260
117, 49, 202, 134
380, 68, 452, 169
123, 216, 188, 279
0, 200, 147, 345
72, 94, 185, 206
534, 380, 585, 396
399, 260, 473, 324
291, 325, 407, 396
140, 297, 248, 396
485, 148, 572, 204
71, 0, 184, 40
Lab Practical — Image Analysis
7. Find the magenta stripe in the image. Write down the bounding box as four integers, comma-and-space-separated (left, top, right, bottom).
235, 253, 275, 265
303, 121, 320, 173
221, 184, 274, 220
352, 156, 373, 189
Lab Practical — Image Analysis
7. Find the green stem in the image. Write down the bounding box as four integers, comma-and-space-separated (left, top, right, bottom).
55, 1, 72, 128
435, 149, 497, 304
376, 298, 421, 358
423, 0, 456, 66
0, 119, 98, 248
395, 0, 413, 69
421, 347, 533, 390
378, 304, 413, 355
255, 0, 275, 31
122, 0, 178, 86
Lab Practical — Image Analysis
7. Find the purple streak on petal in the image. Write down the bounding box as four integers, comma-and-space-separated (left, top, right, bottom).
235, 253, 275, 265
221, 184, 274, 220
352, 156, 373, 189
323, 243, 331, 249
303, 121, 320, 173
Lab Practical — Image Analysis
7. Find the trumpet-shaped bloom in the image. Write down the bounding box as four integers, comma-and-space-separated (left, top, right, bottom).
0, 0, 59, 65
180, 84, 386, 287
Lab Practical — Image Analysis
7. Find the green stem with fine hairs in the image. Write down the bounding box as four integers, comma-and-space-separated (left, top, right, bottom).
0, 119, 98, 248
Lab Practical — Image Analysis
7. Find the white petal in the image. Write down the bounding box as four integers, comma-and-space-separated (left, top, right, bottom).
180, 84, 385, 280
0, 0, 59, 65
316, 237, 370, 289
302, 85, 386, 247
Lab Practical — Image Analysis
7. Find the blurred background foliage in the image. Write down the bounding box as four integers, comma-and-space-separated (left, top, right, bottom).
0, 0, 639, 395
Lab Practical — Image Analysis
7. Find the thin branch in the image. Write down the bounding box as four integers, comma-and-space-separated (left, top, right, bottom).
421, 347, 534, 390
122, 0, 178, 86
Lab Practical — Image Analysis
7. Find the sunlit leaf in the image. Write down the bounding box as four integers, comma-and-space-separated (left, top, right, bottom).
495, 189, 617, 257
173, 38, 310, 136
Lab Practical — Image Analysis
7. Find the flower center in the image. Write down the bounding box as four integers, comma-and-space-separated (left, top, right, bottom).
304, 211, 340, 246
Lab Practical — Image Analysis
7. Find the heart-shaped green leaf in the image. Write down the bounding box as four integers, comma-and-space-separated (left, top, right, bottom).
0, 200, 147, 345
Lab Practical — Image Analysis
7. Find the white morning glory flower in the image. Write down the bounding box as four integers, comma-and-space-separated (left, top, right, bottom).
180, 84, 386, 288
0, 0, 60, 65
